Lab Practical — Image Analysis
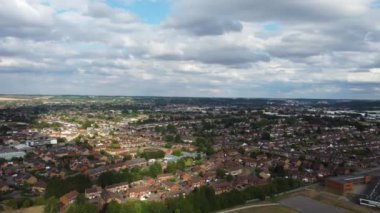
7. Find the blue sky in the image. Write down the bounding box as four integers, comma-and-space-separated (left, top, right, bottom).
0, 0, 379, 99
371, 0, 380, 8
107, 0, 170, 24
263, 22, 282, 32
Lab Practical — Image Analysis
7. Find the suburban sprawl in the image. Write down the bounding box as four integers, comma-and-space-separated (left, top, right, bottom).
0, 96, 380, 213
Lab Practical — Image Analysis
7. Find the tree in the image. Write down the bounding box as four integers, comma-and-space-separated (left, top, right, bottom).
45, 174, 92, 198
166, 124, 177, 134
66, 203, 97, 213
177, 159, 186, 171
44, 197, 59, 213
123, 154, 132, 161
250, 151, 258, 159
194, 137, 215, 155
6, 199, 18, 209
66, 195, 97, 213
166, 161, 177, 174
238, 147, 245, 155
226, 174, 233, 182
22, 199, 32, 208
142, 149, 165, 160
0, 125, 11, 135
81, 120, 93, 129
216, 168, 225, 179
172, 149, 182, 156
106, 201, 121, 213
174, 134, 182, 143
261, 132, 271, 141
270, 165, 286, 177
148, 162, 163, 178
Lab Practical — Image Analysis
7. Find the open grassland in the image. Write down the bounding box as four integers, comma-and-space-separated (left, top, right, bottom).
4, 205, 44, 213
0, 97, 30, 101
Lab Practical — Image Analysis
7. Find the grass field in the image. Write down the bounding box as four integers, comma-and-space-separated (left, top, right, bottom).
0, 97, 29, 101
5, 205, 44, 213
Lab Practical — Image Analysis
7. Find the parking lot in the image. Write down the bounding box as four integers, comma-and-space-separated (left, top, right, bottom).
280, 196, 348, 213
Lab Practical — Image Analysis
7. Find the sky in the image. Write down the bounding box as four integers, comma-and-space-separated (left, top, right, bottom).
0, 0, 380, 99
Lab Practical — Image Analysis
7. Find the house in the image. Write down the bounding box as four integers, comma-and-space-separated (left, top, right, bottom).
125, 158, 147, 168
226, 166, 243, 176
87, 166, 108, 179
142, 176, 155, 185
25, 175, 38, 185
105, 182, 129, 193
60, 190, 79, 206
189, 177, 205, 189
161, 181, 181, 192
0, 182, 10, 192
204, 171, 216, 182
251, 177, 267, 186
162, 190, 187, 199
128, 186, 151, 199
32, 181, 47, 193
178, 171, 192, 181
102, 190, 124, 203
109, 161, 129, 172
235, 175, 250, 186
85, 186, 102, 199
157, 173, 175, 182
259, 171, 271, 180
212, 181, 232, 195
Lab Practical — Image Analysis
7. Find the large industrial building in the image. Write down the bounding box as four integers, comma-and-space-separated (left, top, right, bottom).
325, 175, 372, 193
0, 148, 26, 160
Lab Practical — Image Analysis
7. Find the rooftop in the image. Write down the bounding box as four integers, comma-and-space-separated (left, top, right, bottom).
363, 176, 380, 202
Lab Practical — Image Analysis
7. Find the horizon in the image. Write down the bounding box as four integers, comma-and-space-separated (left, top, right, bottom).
0, 93, 379, 101
1, 1, 380, 99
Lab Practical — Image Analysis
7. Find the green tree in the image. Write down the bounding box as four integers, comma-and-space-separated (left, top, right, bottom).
216, 168, 225, 179
6, 199, 18, 209
148, 162, 163, 178
45, 174, 92, 198
172, 149, 182, 156
166, 161, 177, 174
22, 199, 32, 208
106, 201, 121, 213
66, 203, 97, 213
226, 174, 233, 182
261, 132, 271, 141
44, 197, 59, 213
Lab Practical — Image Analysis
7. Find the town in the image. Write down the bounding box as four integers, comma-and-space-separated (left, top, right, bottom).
0, 96, 379, 213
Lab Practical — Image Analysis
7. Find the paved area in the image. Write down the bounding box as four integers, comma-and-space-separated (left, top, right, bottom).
280, 196, 348, 213
218, 203, 280, 213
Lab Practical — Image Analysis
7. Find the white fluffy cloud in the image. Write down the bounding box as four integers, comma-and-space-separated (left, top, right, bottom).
0, 0, 380, 99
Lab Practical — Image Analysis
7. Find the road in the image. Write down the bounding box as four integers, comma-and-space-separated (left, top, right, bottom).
217, 203, 280, 213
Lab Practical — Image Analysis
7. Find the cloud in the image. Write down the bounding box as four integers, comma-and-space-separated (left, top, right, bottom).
0, 0, 379, 99
165, 17, 243, 36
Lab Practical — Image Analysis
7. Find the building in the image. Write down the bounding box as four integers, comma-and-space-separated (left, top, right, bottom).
0, 148, 25, 160
105, 182, 129, 193
359, 176, 380, 208
128, 186, 151, 199
85, 186, 102, 199
60, 190, 79, 206
32, 181, 47, 193
125, 158, 147, 168
325, 175, 372, 193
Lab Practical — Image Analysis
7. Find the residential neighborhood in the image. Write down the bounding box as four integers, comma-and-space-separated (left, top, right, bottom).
0, 96, 379, 212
